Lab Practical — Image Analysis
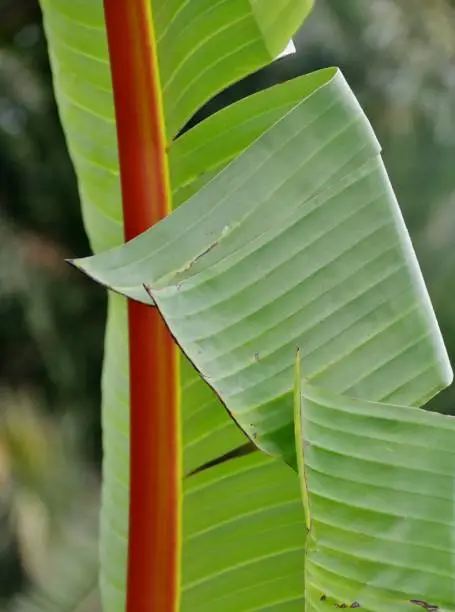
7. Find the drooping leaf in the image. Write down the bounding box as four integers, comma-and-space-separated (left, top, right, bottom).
75, 68, 452, 467
297, 381, 455, 612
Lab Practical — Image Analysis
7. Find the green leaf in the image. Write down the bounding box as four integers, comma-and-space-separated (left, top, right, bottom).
170, 68, 333, 207
298, 381, 455, 612
39, 1, 313, 609
155, 0, 314, 136
40, 0, 312, 219
183, 453, 306, 611
39, 0, 453, 610
75, 68, 452, 467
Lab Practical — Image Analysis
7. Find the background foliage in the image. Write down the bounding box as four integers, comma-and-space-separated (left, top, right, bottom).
0, 0, 454, 607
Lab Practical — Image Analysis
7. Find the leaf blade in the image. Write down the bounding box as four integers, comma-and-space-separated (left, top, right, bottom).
38, 0, 314, 608
299, 382, 455, 612
182, 453, 306, 611
75, 69, 452, 465
155, 0, 313, 136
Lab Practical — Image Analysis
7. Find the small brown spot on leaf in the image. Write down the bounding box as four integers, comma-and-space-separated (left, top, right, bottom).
410, 600, 438, 612
182, 239, 220, 273
335, 604, 347, 609
350, 603, 361, 609
320, 595, 327, 601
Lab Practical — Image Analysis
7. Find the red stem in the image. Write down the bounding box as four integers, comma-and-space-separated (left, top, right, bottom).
103, 2, 180, 611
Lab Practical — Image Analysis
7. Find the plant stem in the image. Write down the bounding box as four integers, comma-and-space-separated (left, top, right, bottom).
103, 2, 180, 610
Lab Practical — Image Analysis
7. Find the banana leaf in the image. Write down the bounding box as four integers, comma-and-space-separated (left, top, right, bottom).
38, 0, 314, 610
38, 0, 452, 610
296, 379, 455, 612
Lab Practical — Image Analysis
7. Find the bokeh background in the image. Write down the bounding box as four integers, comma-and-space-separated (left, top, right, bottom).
0, 0, 454, 609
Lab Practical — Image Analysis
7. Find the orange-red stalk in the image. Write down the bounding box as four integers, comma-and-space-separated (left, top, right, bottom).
103, 2, 180, 611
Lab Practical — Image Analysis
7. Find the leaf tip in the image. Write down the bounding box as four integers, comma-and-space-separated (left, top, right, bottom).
65, 255, 93, 278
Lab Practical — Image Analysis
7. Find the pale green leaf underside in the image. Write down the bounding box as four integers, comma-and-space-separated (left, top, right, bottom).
76, 68, 452, 467
39, 1, 314, 608
298, 382, 455, 612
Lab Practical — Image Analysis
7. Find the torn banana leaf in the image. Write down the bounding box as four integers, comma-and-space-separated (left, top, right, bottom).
74, 68, 452, 467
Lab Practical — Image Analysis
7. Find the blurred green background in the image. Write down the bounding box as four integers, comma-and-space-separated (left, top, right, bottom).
0, 0, 453, 609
